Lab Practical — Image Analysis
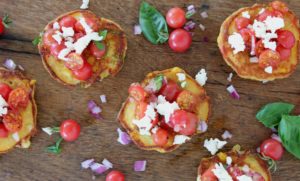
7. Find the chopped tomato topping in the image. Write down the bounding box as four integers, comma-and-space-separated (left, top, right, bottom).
135, 101, 147, 119
8, 88, 29, 109
169, 110, 198, 136
277, 30, 295, 49
74, 32, 85, 41
43, 29, 57, 47
277, 45, 291, 60
65, 53, 85, 70
0, 83, 12, 101
227, 166, 244, 181
3, 110, 22, 132
0, 123, 9, 138
50, 42, 66, 57
159, 81, 181, 102
239, 28, 253, 46
271, 1, 289, 13
89, 41, 106, 59
152, 128, 169, 146
235, 17, 251, 30
176, 90, 200, 113
72, 62, 93, 81
128, 84, 147, 102
201, 164, 218, 181
74, 18, 98, 33
255, 40, 265, 56
59, 16, 77, 29
257, 10, 282, 21
258, 50, 281, 69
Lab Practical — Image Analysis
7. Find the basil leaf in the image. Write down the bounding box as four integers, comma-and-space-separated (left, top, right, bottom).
256, 102, 295, 128
279, 115, 300, 159
32, 35, 41, 46
94, 41, 105, 50
154, 75, 164, 91
46, 137, 63, 154
139, 1, 169, 44
99, 29, 108, 40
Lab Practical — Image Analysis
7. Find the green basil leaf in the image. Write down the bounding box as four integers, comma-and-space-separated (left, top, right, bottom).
46, 137, 63, 154
256, 102, 294, 128
139, 1, 169, 44
154, 75, 164, 91
278, 115, 300, 159
94, 41, 105, 50
32, 35, 41, 46
99, 29, 108, 40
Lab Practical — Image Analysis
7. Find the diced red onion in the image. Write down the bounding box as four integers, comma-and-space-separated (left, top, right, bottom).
134, 160, 147, 172
221, 130, 233, 140
199, 24, 205, 31
90, 163, 108, 174
227, 85, 240, 100
102, 159, 113, 169
117, 128, 131, 145
271, 133, 282, 143
88, 100, 103, 119
197, 121, 208, 132
81, 159, 95, 169
184, 21, 196, 31
3, 59, 17, 70
203, 37, 209, 42
18, 65, 25, 71
187, 5, 195, 11
200, 11, 208, 19
99, 95, 107, 103
134, 24, 142, 35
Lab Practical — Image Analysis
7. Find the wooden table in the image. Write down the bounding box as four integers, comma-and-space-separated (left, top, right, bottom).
0, 0, 299, 180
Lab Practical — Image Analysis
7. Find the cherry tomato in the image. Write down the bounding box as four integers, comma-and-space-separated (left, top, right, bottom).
128, 84, 147, 102
277, 45, 291, 61
255, 40, 265, 56
258, 50, 281, 69
65, 53, 85, 70
235, 17, 251, 30
277, 30, 295, 49
260, 138, 284, 160
176, 90, 199, 113
0, 15, 11, 35
0, 83, 12, 100
106, 170, 125, 181
0, 123, 9, 138
152, 128, 169, 146
3, 110, 22, 132
0, 19, 5, 35
159, 81, 181, 102
257, 10, 282, 21
271, 1, 289, 13
74, 32, 85, 41
166, 7, 186, 29
169, 110, 198, 136
72, 62, 93, 81
59, 16, 77, 29
74, 18, 98, 33
135, 101, 147, 119
89, 41, 106, 59
8, 88, 29, 109
201, 164, 218, 181
239, 28, 253, 46
168, 29, 192, 53
160, 117, 174, 133
43, 29, 57, 47
50, 42, 66, 57
60, 119, 81, 142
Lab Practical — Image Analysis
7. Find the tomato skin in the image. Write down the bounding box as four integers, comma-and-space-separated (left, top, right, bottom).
89, 42, 106, 59
239, 28, 253, 46
168, 29, 192, 53
166, 7, 186, 29
235, 17, 251, 30
50, 42, 66, 57
255, 40, 265, 56
74, 32, 85, 41
257, 10, 283, 21
3, 110, 22, 132
72, 62, 93, 81
271, 1, 289, 13
260, 138, 284, 160
59, 16, 77, 29
201, 164, 218, 181
65, 53, 85, 70
135, 101, 148, 119
277, 45, 291, 60
0, 19, 5, 35
74, 18, 98, 33
277, 30, 295, 49
0, 83, 12, 101
258, 50, 281, 69
60, 119, 81, 142
159, 81, 181, 102
128, 84, 147, 102
8, 88, 29, 109
227, 166, 244, 180
176, 90, 199, 113
169, 110, 198, 136
152, 128, 169, 146
106, 170, 125, 181
0, 123, 9, 138
43, 29, 57, 47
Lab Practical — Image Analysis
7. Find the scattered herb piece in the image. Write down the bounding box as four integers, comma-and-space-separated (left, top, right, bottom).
46, 137, 63, 154
99, 29, 108, 39
32, 35, 41, 46
2, 14, 12, 28
94, 41, 105, 50
154, 75, 164, 91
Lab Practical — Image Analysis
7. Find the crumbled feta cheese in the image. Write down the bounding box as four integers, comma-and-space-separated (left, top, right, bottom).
195, 68, 208, 86
262, 40, 276, 51
226, 157, 232, 165
264, 16, 284, 33
157, 95, 167, 104
42, 127, 54, 136
249, 57, 259, 63
259, 8, 265, 14
227, 73, 233, 82
12, 132, 20, 142
65, 36, 74, 43
79, 18, 93, 34
64, 41, 74, 49
242, 165, 250, 173
53, 21, 60, 30
156, 100, 179, 123
212, 163, 233, 181
199, 24, 206, 31
62, 27, 74, 38
237, 175, 252, 181
0, 95, 8, 116
80, 0, 89, 9
73, 32, 103, 54
228, 32, 246, 54
242, 11, 250, 19
100, 95, 107, 103
204, 138, 227, 155
52, 31, 63, 45
151, 126, 159, 134
252, 20, 267, 38
173, 135, 191, 145
58, 47, 73, 61
264, 66, 273, 74
176, 73, 186, 82
145, 104, 156, 120
133, 104, 156, 135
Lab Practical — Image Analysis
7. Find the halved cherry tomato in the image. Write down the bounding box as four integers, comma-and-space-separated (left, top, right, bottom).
128, 84, 147, 102
258, 50, 281, 69
60, 119, 81, 142
239, 28, 253, 46
72, 62, 93, 81
277, 45, 291, 60
74, 32, 85, 41
8, 88, 29, 109
43, 29, 57, 47
59, 16, 77, 29
257, 10, 283, 21
74, 18, 98, 33
169, 110, 198, 136
166, 7, 186, 29
65, 53, 84, 70
277, 30, 295, 49
235, 17, 251, 30
160, 117, 174, 133
159, 81, 181, 102
168, 29, 192, 53
152, 128, 169, 146
106, 170, 125, 181
255, 40, 265, 56
89, 42, 106, 59
50, 42, 66, 57
227, 166, 244, 180
0, 83, 12, 100
260, 138, 284, 160
201, 164, 218, 181
3, 110, 22, 132
271, 1, 289, 13
0, 123, 9, 138
135, 101, 147, 119
176, 90, 200, 113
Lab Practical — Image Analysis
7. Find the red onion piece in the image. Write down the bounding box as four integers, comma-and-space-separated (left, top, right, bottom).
200, 11, 208, 18
99, 95, 107, 103
81, 159, 95, 169
271, 133, 282, 143
18, 65, 25, 71
3, 59, 17, 70
90, 163, 108, 174
197, 121, 208, 132
117, 128, 131, 145
227, 85, 240, 100
221, 130, 233, 140
227, 73, 233, 82
134, 160, 147, 172
88, 100, 103, 119
102, 158, 113, 169
134, 24, 142, 35
187, 5, 195, 11
184, 21, 196, 31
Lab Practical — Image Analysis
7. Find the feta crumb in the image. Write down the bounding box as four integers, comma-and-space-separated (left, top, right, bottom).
133, 104, 156, 135
12, 132, 20, 142
252, 20, 267, 38
249, 57, 259, 63
100, 95, 107, 103
227, 73, 233, 82
173, 135, 191, 145
157, 95, 167, 104
53, 21, 60, 30
242, 165, 250, 173
145, 104, 156, 120
156, 99, 179, 123
73, 32, 103, 54
151, 126, 159, 134
262, 40, 277, 51
264, 16, 284, 33
79, 18, 93, 34
226, 157, 232, 165
264, 66, 273, 74
62, 27, 74, 38
204, 138, 227, 155
195, 68, 208, 86
212, 163, 233, 181
237, 175, 252, 181
0, 95, 8, 116
80, 0, 89, 9
58, 47, 73, 61
221, 130, 233, 140
259, 8, 265, 14
242, 11, 250, 19
42, 127, 54, 136
52, 31, 63, 45
228, 32, 246, 54
176, 73, 186, 82
199, 24, 205, 31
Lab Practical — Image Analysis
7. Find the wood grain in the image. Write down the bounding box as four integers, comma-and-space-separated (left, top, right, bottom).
0, 0, 299, 180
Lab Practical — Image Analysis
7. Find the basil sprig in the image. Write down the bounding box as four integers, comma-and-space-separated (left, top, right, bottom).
256, 102, 295, 128
46, 137, 63, 154
139, 1, 169, 44
32, 35, 41, 46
